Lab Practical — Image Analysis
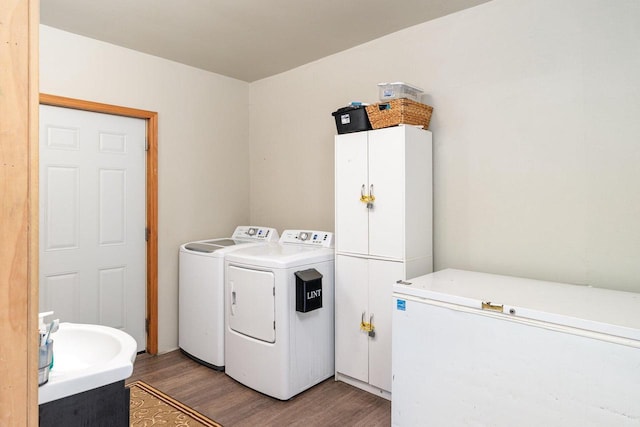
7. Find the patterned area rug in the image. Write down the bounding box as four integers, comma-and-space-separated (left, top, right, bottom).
128, 380, 222, 426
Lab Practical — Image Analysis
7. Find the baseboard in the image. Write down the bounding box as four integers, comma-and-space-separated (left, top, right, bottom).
334, 373, 391, 401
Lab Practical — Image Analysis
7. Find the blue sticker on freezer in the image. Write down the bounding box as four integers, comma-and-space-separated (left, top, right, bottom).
397, 299, 406, 311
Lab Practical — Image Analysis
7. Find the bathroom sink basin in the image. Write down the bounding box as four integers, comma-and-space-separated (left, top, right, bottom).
38, 323, 137, 404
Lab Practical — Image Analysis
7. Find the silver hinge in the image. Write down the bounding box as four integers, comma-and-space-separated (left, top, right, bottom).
145, 137, 149, 151
145, 318, 149, 333
145, 227, 150, 242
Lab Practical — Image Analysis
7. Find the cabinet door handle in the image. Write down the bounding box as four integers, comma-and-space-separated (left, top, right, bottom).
360, 311, 370, 332
360, 311, 376, 336
368, 314, 376, 337
365, 184, 375, 209
360, 184, 369, 204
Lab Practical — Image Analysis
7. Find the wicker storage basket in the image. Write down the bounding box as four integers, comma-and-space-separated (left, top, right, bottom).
365, 98, 433, 130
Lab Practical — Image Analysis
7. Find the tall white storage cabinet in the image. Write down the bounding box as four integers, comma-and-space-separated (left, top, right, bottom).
334, 125, 433, 398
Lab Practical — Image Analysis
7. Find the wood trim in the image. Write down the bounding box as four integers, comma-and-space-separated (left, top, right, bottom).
28, 0, 40, 423
1, 0, 39, 425
146, 111, 159, 355
39, 93, 157, 120
39, 93, 159, 355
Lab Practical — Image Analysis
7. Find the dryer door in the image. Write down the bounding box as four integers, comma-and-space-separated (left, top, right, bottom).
227, 265, 276, 343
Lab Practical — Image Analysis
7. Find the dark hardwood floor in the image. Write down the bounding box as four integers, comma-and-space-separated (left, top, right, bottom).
127, 350, 390, 426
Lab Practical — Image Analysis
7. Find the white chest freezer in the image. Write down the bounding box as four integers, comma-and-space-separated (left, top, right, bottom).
392, 269, 640, 427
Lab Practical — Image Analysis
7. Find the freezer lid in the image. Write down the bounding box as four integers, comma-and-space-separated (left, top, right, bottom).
393, 269, 640, 342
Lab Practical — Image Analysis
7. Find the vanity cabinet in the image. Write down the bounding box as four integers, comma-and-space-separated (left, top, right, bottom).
334, 125, 433, 398
39, 380, 129, 427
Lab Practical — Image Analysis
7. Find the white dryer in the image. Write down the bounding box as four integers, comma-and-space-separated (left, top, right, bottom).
178, 226, 278, 370
224, 230, 335, 400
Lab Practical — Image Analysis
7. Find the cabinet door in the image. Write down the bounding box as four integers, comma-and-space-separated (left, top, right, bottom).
335, 255, 369, 383
368, 128, 406, 259
368, 258, 405, 392
335, 132, 369, 255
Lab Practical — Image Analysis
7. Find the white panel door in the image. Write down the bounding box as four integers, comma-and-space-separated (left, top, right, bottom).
335, 132, 369, 255
335, 254, 369, 382
39, 105, 147, 351
368, 127, 406, 260
368, 258, 404, 393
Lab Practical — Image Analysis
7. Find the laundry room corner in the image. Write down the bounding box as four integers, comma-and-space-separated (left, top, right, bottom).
39, 25, 253, 353
25, 0, 640, 425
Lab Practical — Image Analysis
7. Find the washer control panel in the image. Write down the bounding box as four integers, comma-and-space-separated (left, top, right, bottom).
231, 226, 279, 241
279, 230, 334, 248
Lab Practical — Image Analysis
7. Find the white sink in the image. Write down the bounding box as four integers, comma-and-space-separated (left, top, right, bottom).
38, 323, 137, 404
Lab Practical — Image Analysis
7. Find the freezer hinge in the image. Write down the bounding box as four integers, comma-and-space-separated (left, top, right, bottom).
481, 301, 504, 313
145, 227, 150, 242
273, 287, 275, 296
145, 318, 149, 333
145, 137, 149, 151
273, 321, 276, 330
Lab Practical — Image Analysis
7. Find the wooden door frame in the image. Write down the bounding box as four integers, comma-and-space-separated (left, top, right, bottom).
39, 93, 159, 355
1, 0, 39, 424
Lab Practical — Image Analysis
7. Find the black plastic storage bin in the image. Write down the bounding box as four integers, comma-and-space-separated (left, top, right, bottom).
331, 106, 372, 134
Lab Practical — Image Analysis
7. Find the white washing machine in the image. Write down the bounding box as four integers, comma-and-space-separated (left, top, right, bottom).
178, 226, 279, 370
224, 229, 335, 400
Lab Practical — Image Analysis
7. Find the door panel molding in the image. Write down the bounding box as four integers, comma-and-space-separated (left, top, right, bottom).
39, 93, 159, 354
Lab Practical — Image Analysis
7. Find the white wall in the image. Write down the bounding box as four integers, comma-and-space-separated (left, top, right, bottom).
39, 0, 640, 352
40, 25, 251, 352
249, 0, 640, 292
